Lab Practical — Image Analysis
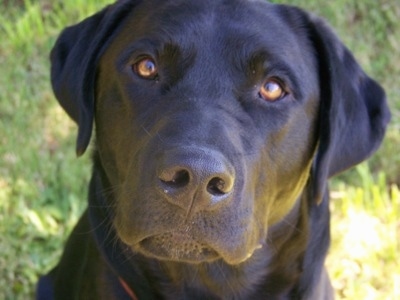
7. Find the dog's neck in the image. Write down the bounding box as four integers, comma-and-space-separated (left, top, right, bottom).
89, 155, 326, 299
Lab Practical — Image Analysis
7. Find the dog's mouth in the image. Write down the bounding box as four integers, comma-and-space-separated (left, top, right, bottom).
138, 231, 220, 263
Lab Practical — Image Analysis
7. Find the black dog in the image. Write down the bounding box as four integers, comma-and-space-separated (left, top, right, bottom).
37, 0, 390, 299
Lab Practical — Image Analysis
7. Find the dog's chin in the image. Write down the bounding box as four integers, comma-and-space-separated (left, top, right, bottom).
136, 232, 220, 264
132, 231, 261, 265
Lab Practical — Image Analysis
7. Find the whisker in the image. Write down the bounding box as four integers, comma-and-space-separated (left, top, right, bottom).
216, 260, 236, 295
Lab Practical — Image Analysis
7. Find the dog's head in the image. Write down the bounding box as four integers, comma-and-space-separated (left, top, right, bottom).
51, 0, 389, 265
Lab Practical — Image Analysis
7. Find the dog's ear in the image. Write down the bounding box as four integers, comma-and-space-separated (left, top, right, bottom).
303, 14, 391, 203
50, 1, 135, 156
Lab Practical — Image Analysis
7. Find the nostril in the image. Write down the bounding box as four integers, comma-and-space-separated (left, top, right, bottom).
159, 169, 190, 188
207, 177, 232, 196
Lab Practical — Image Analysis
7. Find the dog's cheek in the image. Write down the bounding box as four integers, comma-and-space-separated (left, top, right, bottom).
261, 106, 318, 226
94, 88, 139, 187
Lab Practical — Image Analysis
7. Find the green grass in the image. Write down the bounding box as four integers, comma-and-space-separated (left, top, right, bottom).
0, 0, 399, 299
0, 1, 111, 298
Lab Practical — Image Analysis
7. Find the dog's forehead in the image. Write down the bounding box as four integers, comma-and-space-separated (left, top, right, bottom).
118, 0, 306, 54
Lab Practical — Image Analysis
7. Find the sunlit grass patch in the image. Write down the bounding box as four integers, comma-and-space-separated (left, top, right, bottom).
328, 166, 400, 299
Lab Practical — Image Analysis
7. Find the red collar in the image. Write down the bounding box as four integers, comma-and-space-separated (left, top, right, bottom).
119, 277, 138, 300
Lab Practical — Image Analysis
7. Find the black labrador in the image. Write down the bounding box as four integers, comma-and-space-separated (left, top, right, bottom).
37, 0, 390, 299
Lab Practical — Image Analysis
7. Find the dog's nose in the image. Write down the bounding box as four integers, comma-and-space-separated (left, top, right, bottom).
159, 167, 234, 195
157, 150, 235, 211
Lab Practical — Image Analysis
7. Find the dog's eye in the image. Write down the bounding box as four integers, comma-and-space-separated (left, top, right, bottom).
259, 79, 286, 101
133, 57, 158, 79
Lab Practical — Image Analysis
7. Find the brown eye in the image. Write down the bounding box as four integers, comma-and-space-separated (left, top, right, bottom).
133, 57, 158, 79
259, 79, 285, 101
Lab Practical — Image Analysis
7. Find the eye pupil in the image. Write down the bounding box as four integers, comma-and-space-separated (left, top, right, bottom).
260, 80, 285, 101
134, 58, 158, 79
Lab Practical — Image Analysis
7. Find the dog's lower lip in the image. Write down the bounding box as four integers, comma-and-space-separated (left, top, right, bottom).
138, 232, 219, 263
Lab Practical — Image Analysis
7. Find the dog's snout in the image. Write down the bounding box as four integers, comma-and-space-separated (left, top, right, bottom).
159, 168, 233, 195
156, 149, 235, 211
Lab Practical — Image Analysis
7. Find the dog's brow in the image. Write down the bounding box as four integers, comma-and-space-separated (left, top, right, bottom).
117, 38, 193, 67
116, 39, 161, 67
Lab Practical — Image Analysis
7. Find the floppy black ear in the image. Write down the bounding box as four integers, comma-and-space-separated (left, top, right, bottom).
50, 1, 136, 156
305, 15, 391, 203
